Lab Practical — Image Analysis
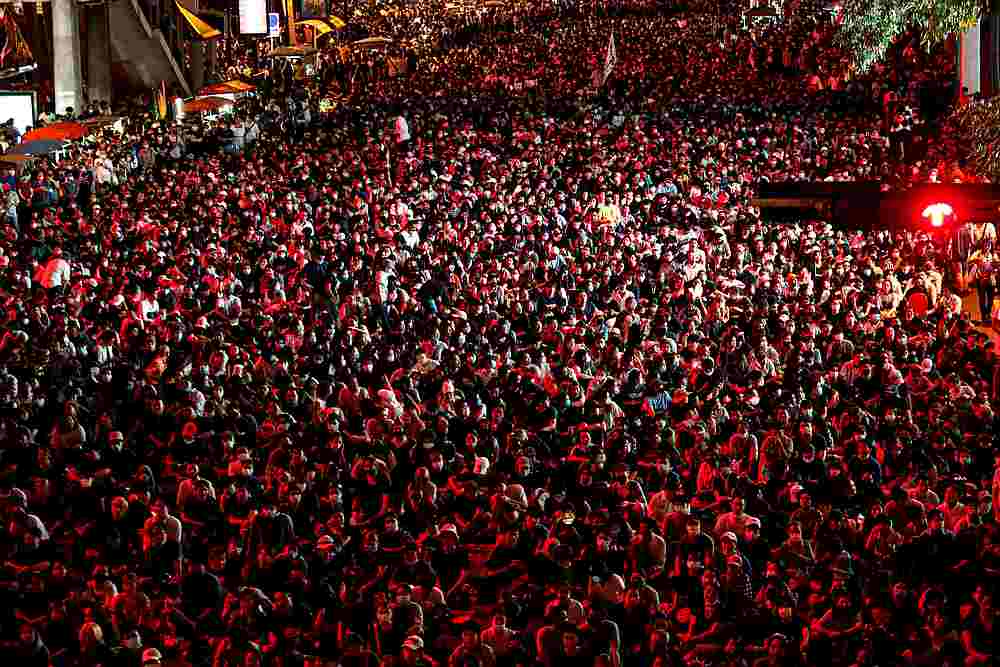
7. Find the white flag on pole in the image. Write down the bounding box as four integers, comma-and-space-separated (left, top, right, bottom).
601, 32, 617, 86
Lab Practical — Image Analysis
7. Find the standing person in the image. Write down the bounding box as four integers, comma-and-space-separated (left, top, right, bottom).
36, 245, 71, 296
957, 221, 976, 293
373, 258, 396, 331
970, 251, 996, 324
394, 110, 411, 152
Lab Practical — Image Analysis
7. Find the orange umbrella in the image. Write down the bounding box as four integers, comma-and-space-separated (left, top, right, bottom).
183, 96, 234, 113
198, 80, 257, 95
22, 121, 90, 142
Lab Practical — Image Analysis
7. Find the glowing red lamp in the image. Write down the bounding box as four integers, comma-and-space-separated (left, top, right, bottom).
921, 202, 953, 228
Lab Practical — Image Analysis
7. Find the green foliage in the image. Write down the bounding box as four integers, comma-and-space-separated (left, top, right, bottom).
836, 0, 982, 72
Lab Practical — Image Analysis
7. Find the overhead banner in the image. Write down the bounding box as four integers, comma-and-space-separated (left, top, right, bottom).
239, 0, 267, 34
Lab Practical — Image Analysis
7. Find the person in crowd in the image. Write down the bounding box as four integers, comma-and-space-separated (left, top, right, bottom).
0, 1, 997, 666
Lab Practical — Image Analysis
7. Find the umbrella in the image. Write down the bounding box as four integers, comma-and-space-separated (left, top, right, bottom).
8, 139, 66, 155
327, 15, 346, 29
296, 19, 336, 37
183, 96, 233, 113
199, 80, 256, 95
22, 122, 89, 142
80, 115, 124, 127
352, 36, 392, 48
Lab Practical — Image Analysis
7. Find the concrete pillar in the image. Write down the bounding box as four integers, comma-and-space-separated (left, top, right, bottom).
52, 0, 83, 116
191, 41, 205, 93
207, 39, 217, 82
86, 4, 113, 106
962, 22, 983, 96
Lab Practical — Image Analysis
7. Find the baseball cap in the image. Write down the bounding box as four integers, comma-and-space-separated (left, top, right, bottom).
142, 648, 163, 664
721, 531, 738, 543
439, 523, 459, 539
403, 635, 424, 651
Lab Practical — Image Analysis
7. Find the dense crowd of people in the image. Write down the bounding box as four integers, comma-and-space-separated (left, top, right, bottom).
2, 3, 999, 667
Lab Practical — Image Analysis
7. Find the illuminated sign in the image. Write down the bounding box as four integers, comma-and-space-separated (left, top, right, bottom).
239, 0, 267, 34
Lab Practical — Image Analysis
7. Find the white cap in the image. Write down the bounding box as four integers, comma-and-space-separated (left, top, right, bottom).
473, 457, 490, 476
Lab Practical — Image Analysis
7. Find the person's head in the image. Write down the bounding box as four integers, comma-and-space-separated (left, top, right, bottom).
111, 496, 129, 521
767, 634, 787, 659
141, 647, 162, 666
460, 624, 479, 650
973, 584, 994, 610
148, 523, 166, 546
19, 623, 36, 645
561, 627, 580, 654
401, 634, 424, 661
79, 622, 104, 651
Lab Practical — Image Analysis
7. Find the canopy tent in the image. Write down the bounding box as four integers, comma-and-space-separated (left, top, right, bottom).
80, 115, 125, 128
175, 2, 222, 40
743, 5, 781, 29
0, 153, 37, 175
8, 138, 66, 155
183, 96, 233, 113
22, 121, 89, 142
198, 80, 257, 96
745, 5, 778, 16
352, 36, 393, 49
270, 46, 319, 58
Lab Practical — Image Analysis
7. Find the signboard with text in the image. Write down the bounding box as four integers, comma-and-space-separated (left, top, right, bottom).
268, 12, 280, 37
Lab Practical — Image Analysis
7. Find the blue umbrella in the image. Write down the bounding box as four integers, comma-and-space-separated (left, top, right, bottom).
9, 139, 67, 156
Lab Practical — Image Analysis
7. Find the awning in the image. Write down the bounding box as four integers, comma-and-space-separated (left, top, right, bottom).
352, 36, 392, 48
176, 2, 222, 40
271, 46, 318, 58
296, 19, 334, 37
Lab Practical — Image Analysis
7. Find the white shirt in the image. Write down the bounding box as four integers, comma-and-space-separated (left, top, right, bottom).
395, 115, 410, 143
140, 297, 160, 321
39, 256, 71, 289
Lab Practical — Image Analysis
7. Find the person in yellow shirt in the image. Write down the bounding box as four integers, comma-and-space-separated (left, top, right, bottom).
595, 192, 621, 225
